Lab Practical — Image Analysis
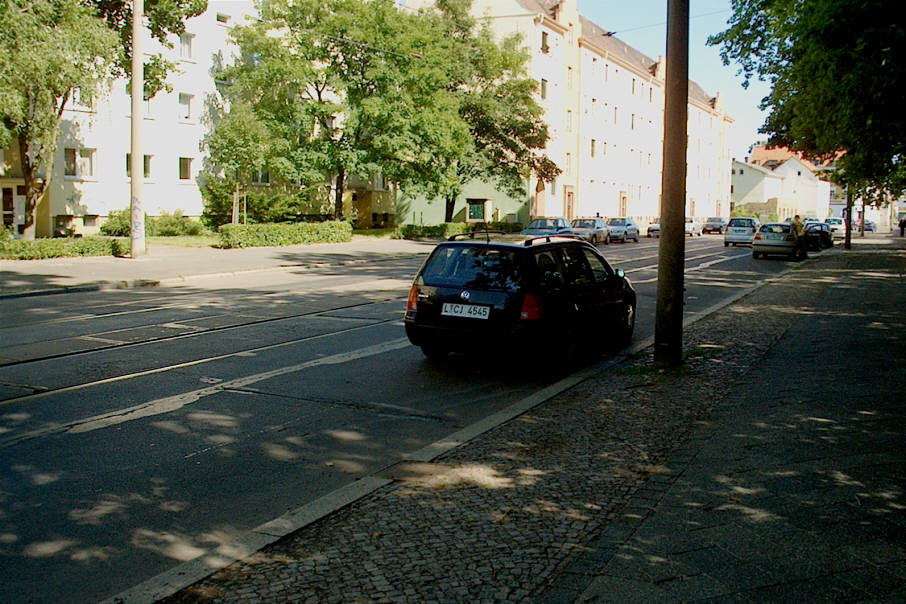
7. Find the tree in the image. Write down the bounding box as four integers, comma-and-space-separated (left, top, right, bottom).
211, 0, 467, 221
708, 0, 906, 195
0, 0, 206, 239
412, 0, 560, 223
0, 0, 118, 239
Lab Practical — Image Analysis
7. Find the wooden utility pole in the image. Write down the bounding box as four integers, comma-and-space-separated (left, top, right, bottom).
130, 0, 146, 257
654, 0, 689, 366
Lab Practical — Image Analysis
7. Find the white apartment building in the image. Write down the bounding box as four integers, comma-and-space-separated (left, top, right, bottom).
1, 1, 256, 238
409, 0, 734, 226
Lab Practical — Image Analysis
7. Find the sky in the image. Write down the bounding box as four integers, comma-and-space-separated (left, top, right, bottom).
576, 0, 772, 161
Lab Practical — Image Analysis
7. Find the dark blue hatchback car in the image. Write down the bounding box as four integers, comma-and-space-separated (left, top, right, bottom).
404, 233, 636, 360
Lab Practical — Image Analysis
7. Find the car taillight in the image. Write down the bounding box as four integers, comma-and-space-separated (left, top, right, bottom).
754, 233, 761, 240
520, 293, 543, 320
407, 285, 419, 312
785, 235, 795, 242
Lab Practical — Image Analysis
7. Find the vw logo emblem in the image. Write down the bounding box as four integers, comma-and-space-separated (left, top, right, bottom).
459, 290, 471, 301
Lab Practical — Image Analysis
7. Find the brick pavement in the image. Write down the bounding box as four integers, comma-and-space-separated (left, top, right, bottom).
151, 237, 906, 603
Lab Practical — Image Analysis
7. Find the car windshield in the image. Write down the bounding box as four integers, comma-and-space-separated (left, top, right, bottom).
728, 219, 751, 227
827, 218, 842, 224
527, 219, 557, 230
572, 219, 595, 228
420, 245, 522, 291
608, 218, 626, 226
707, 217, 721, 222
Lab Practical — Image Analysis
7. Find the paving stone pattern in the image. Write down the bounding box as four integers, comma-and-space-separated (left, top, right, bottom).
164, 245, 906, 603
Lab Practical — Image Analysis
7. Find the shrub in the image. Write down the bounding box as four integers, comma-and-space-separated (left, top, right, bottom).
101, 208, 207, 237
217, 221, 352, 248
200, 178, 329, 229
0, 237, 129, 259
393, 223, 471, 239
393, 221, 523, 239
100, 208, 134, 236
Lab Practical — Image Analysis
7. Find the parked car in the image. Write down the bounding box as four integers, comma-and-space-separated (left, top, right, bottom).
684, 217, 703, 237
703, 217, 727, 234
522, 217, 572, 237
570, 217, 611, 245
607, 217, 640, 242
404, 233, 637, 360
646, 218, 660, 238
825, 217, 845, 238
724, 217, 761, 247
861, 220, 877, 232
752, 223, 801, 259
804, 222, 834, 250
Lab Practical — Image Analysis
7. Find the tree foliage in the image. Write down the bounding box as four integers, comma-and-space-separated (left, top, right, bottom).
415, 0, 559, 222
709, 0, 906, 193
204, 0, 557, 222
0, 0, 206, 239
0, 0, 119, 238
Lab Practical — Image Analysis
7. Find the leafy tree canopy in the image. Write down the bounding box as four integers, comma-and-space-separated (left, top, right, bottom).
709, 0, 906, 193
0, 0, 119, 237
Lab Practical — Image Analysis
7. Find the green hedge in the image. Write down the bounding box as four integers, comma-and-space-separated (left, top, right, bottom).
217, 221, 353, 249
0, 237, 130, 260
394, 221, 524, 239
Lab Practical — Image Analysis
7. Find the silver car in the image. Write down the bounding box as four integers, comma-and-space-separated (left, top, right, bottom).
752, 223, 799, 259
570, 217, 610, 245
607, 217, 640, 243
724, 217, 761, 247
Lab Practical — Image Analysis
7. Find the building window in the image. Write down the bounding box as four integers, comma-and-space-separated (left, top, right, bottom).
216, 13, 230, 25
84, 215, 98, 227
632, 78, 636, 94
253, 168, 270, 185
179, 157, 193, 180
466, 198, 487, 222
567, 67, 573, 89
540, 78, 547, 99
566, 153, 572, 175
590, 139, 596, 158
566, 110, 572, 132
64, 148, 95, 178
178, 93, 193, 121
614, 106, 618, 124
541, 31, 549, 54
180, 33, 195, 60
126, 154, 152, 178
631, 114, 636, 130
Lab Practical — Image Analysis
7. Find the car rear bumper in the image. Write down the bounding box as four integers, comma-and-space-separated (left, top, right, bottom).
753, 242, 796, 255
405, 317, 545, 352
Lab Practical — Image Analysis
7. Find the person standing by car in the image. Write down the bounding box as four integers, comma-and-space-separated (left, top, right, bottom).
899, 216, 906, 236
792, 215, 808, 259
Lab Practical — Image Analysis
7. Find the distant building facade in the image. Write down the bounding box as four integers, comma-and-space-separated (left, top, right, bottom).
399, 0, 734, 227
732, 146, 830, 220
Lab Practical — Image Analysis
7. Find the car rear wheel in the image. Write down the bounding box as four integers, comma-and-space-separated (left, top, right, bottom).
753, 251, 761, 259
590, 235, 598, 245
420, 345, 448, 361
613, 302, 635, 350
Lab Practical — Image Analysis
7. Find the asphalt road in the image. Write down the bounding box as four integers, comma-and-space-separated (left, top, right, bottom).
0, 235, 800, 602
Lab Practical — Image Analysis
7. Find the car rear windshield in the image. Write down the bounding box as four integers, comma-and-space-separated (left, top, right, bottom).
528, 219, 557, 229
608, 218, 626, 226
420, 245, 522, 291
761, 224, 791, 233
707, 217, 722, 221
572, 219, 596, 228
728, 218, 753, 226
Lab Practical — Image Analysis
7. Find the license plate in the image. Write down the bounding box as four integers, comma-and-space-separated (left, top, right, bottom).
442, 303, 490, 319
765, 233, 785, 240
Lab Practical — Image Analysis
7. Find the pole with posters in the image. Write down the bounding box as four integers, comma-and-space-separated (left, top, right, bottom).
654, 0, 689, 366
130, 0, 146, 257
